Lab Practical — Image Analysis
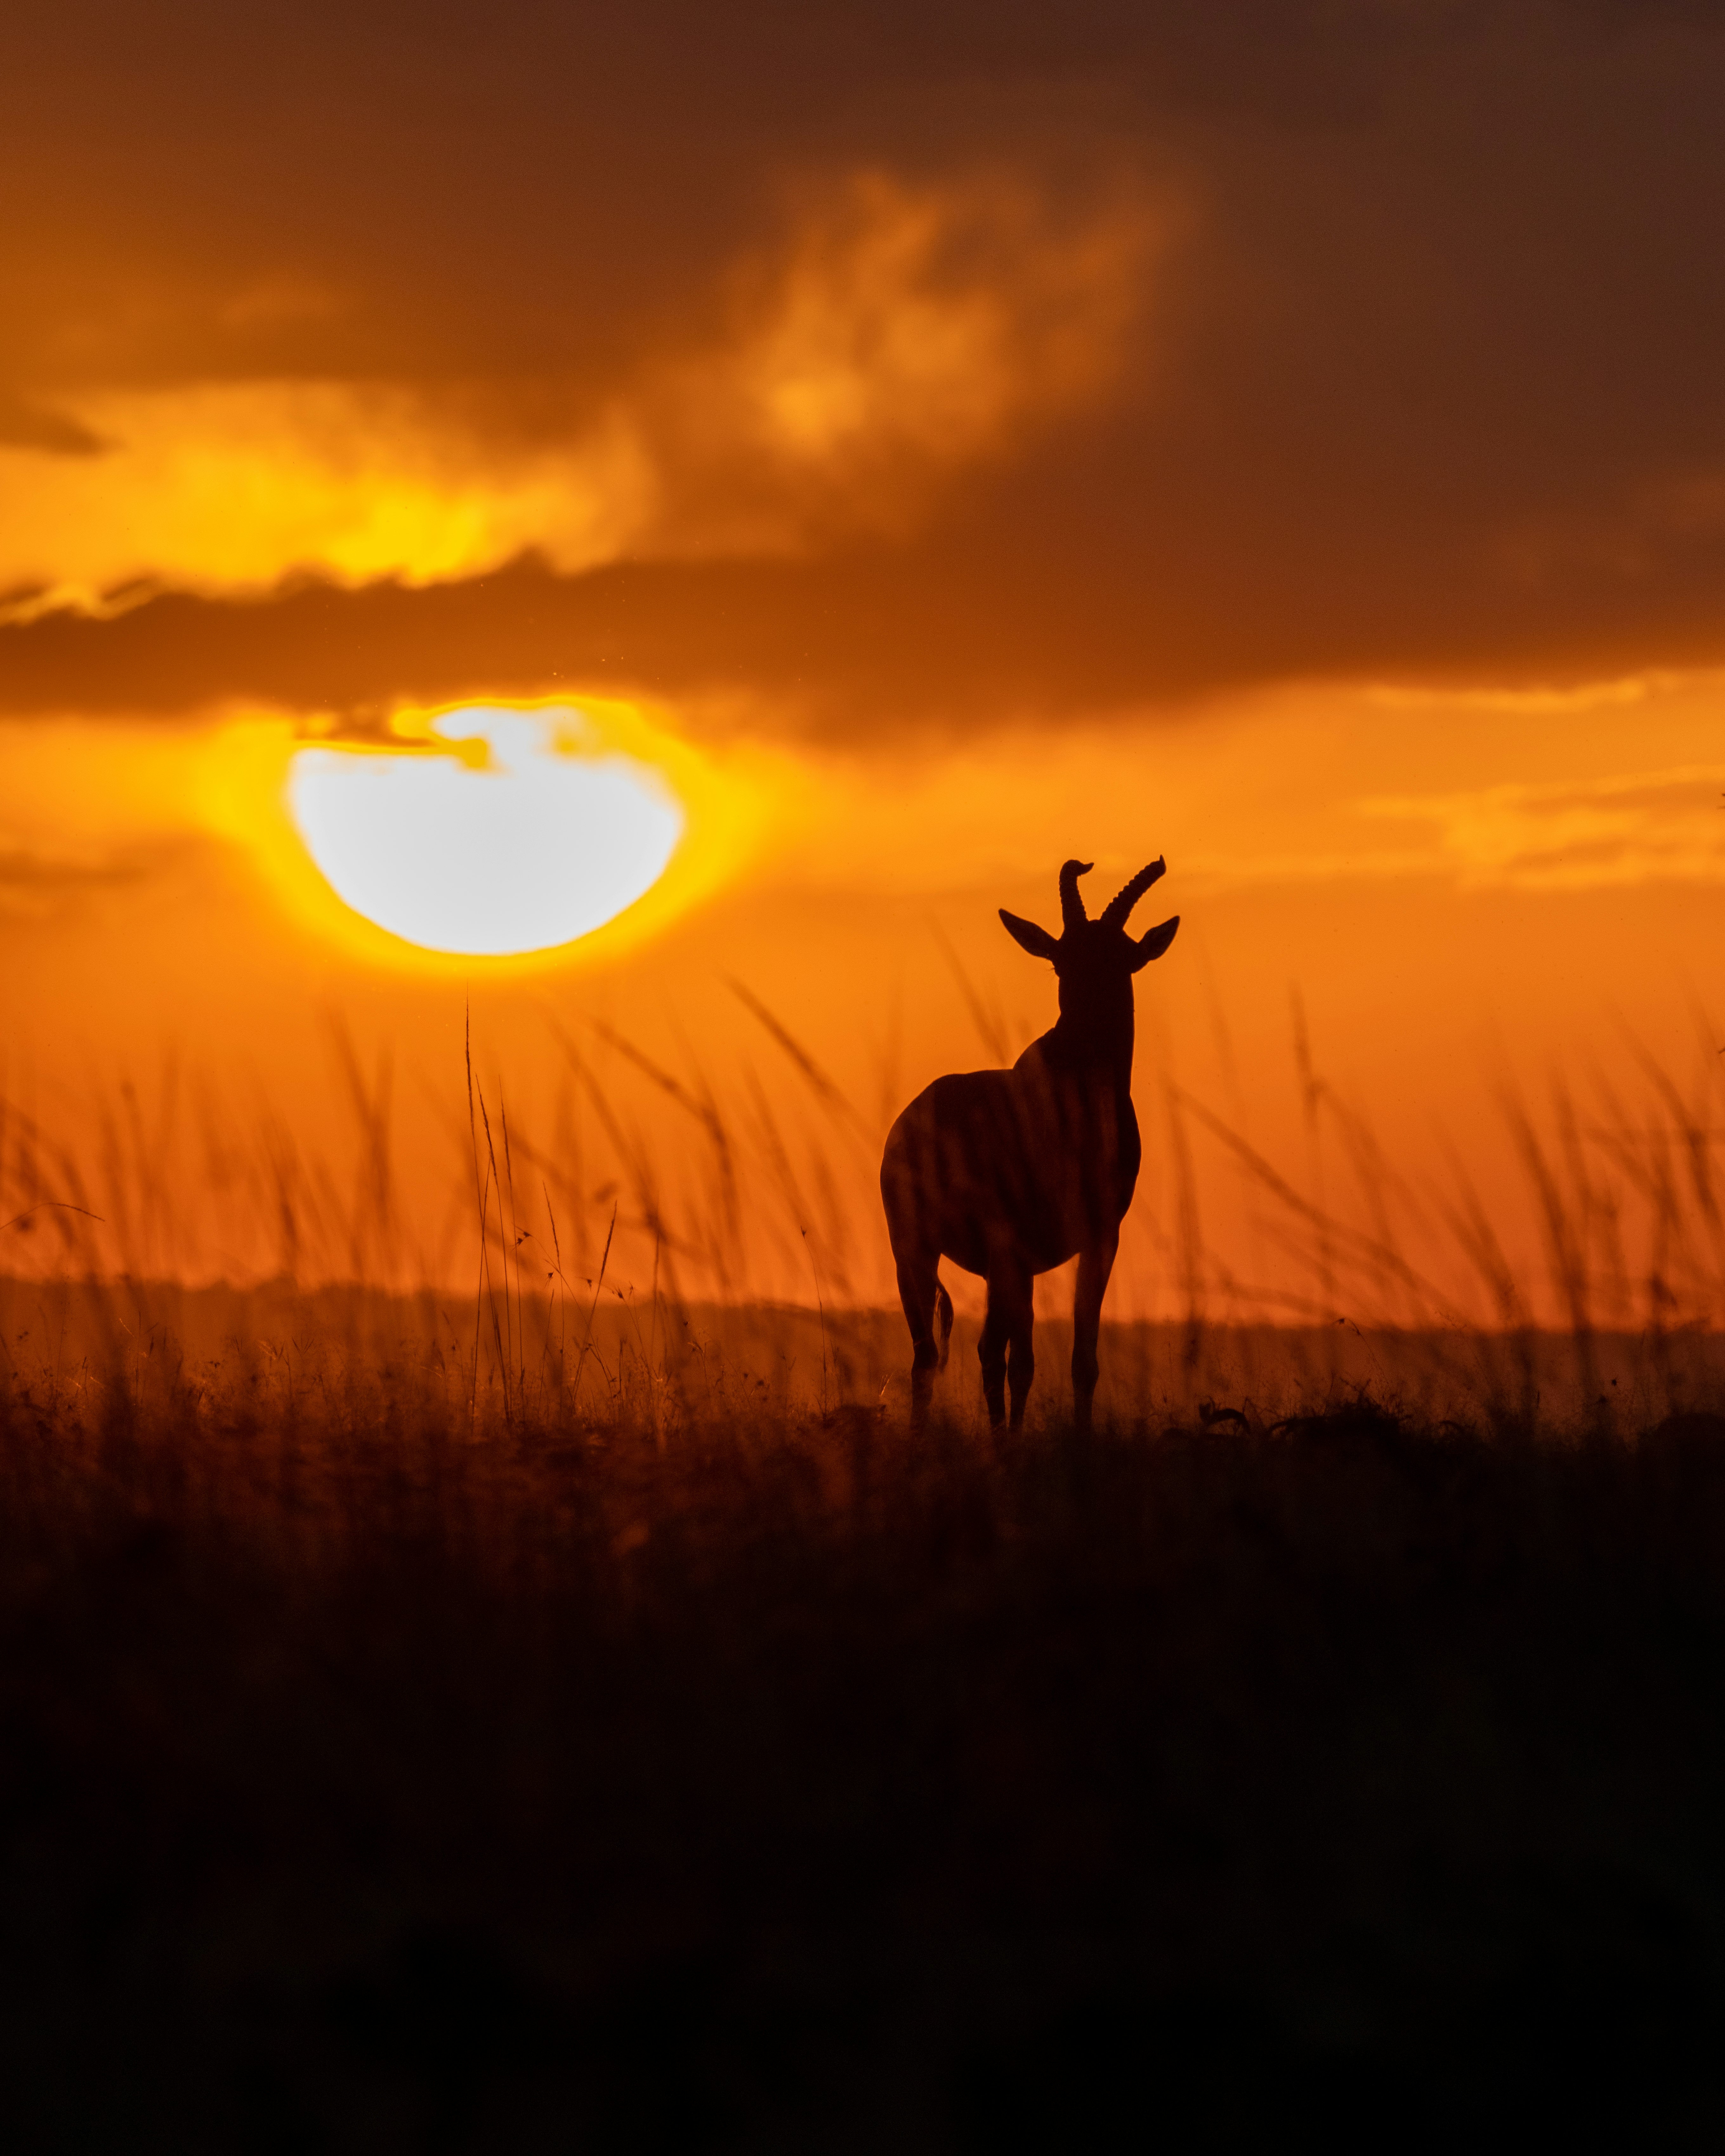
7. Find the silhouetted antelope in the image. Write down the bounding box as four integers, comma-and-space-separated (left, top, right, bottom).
881, 857, 1178, 1431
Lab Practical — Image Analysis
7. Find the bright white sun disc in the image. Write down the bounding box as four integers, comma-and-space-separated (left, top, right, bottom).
286, 707, 685, 956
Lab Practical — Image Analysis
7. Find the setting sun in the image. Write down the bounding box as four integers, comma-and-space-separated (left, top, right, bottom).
286, 704, 684, 955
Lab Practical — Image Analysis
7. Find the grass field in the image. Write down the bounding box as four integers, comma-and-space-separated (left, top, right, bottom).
3, 1284, 1724, 2150
4, 1003, 1725, 2146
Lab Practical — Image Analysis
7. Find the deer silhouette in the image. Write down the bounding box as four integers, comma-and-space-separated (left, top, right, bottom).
881, 857, 1178, 1431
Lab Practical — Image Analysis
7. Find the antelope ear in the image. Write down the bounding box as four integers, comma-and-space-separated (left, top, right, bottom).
1129, 915, 1179, 970
999, 908, 1060, 961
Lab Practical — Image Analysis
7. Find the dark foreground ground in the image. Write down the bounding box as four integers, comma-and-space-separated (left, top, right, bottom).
3, 1372, 1724, 2151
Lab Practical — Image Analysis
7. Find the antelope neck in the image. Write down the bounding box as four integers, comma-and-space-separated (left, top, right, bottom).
1046, 1006, 1135, 1089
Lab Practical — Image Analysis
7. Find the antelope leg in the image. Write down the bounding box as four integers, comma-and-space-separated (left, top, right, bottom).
1072, 1229, 1118, 1434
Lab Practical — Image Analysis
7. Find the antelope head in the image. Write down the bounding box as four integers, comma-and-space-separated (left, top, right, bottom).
999, 857, 1179, 1056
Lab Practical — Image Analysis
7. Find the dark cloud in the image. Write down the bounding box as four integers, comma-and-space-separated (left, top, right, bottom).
0, 6, 1524, 387
0, 395, 107, 457
9, 495, 1725, 735
6, 3, 1725, 711
0, 843, 180, 908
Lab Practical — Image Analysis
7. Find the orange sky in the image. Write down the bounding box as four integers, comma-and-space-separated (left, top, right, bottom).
4, 5, 1725, 1328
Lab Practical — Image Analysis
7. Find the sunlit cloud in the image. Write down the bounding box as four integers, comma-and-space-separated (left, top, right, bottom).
0, 173, 1165, 609
1362, 673, 1690, 717
1357, 764, 1725, 890
751, 675, 1725, 902
665, 172, 1165, 543
0, 384, 656, 613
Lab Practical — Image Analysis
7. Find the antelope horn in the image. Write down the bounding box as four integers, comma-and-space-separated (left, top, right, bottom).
1059, 858, 1093, 932
1100, 857, 1166, 930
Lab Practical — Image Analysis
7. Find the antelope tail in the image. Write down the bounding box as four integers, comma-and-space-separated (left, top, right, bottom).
935, 1280, 954, 1371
